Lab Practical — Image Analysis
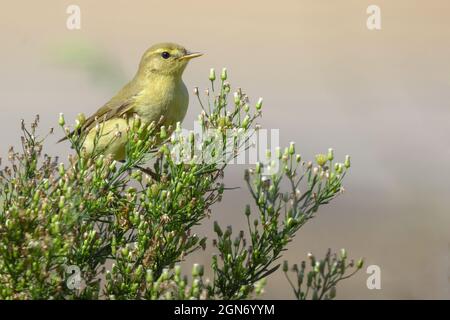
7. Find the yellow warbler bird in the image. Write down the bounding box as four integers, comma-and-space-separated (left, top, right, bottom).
59, 42, 202, 160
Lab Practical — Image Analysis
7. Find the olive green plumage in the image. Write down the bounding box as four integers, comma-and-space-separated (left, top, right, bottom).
60, 42, 202, 160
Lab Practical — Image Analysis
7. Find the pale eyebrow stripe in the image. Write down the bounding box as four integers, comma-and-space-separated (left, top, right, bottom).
153, 48, 178, 54
145, 48, 183, 59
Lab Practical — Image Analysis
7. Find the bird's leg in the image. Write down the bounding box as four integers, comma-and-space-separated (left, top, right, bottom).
134, 165, 160, 181
118, 160, 160, 181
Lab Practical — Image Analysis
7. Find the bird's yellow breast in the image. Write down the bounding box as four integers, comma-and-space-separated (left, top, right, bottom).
134, 75, 189, 129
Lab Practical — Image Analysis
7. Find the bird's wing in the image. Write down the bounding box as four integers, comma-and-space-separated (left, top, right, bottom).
58, 82, 140, 143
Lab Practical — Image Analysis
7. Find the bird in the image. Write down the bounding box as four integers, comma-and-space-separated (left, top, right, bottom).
59, 42, 202, 161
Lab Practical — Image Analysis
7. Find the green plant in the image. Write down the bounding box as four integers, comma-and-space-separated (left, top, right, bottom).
0, 69, 362, 299
283, 249, 364, 300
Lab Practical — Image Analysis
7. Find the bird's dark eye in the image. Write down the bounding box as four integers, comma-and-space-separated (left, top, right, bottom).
161, 52, 170, 59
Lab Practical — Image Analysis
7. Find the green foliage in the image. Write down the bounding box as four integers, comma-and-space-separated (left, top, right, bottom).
283, 250, 364, 300
0, 70, 362, 299
209, 143, 351, 299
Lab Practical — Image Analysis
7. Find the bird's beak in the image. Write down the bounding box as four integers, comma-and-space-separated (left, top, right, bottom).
179, 52, 203, 60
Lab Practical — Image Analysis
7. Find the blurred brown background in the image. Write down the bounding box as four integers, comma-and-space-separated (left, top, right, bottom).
1, 0, 449, 299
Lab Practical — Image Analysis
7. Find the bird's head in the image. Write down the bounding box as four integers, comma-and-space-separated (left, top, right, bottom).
138, 42, 202, 77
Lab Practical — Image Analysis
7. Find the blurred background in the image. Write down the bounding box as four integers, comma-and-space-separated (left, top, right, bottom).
1, 0, 449, 299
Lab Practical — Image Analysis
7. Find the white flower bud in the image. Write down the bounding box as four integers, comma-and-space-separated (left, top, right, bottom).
221, 68, 227, 80
256, 97, 263, 111
58, 113, 65, 126
209, 68, 216, 81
